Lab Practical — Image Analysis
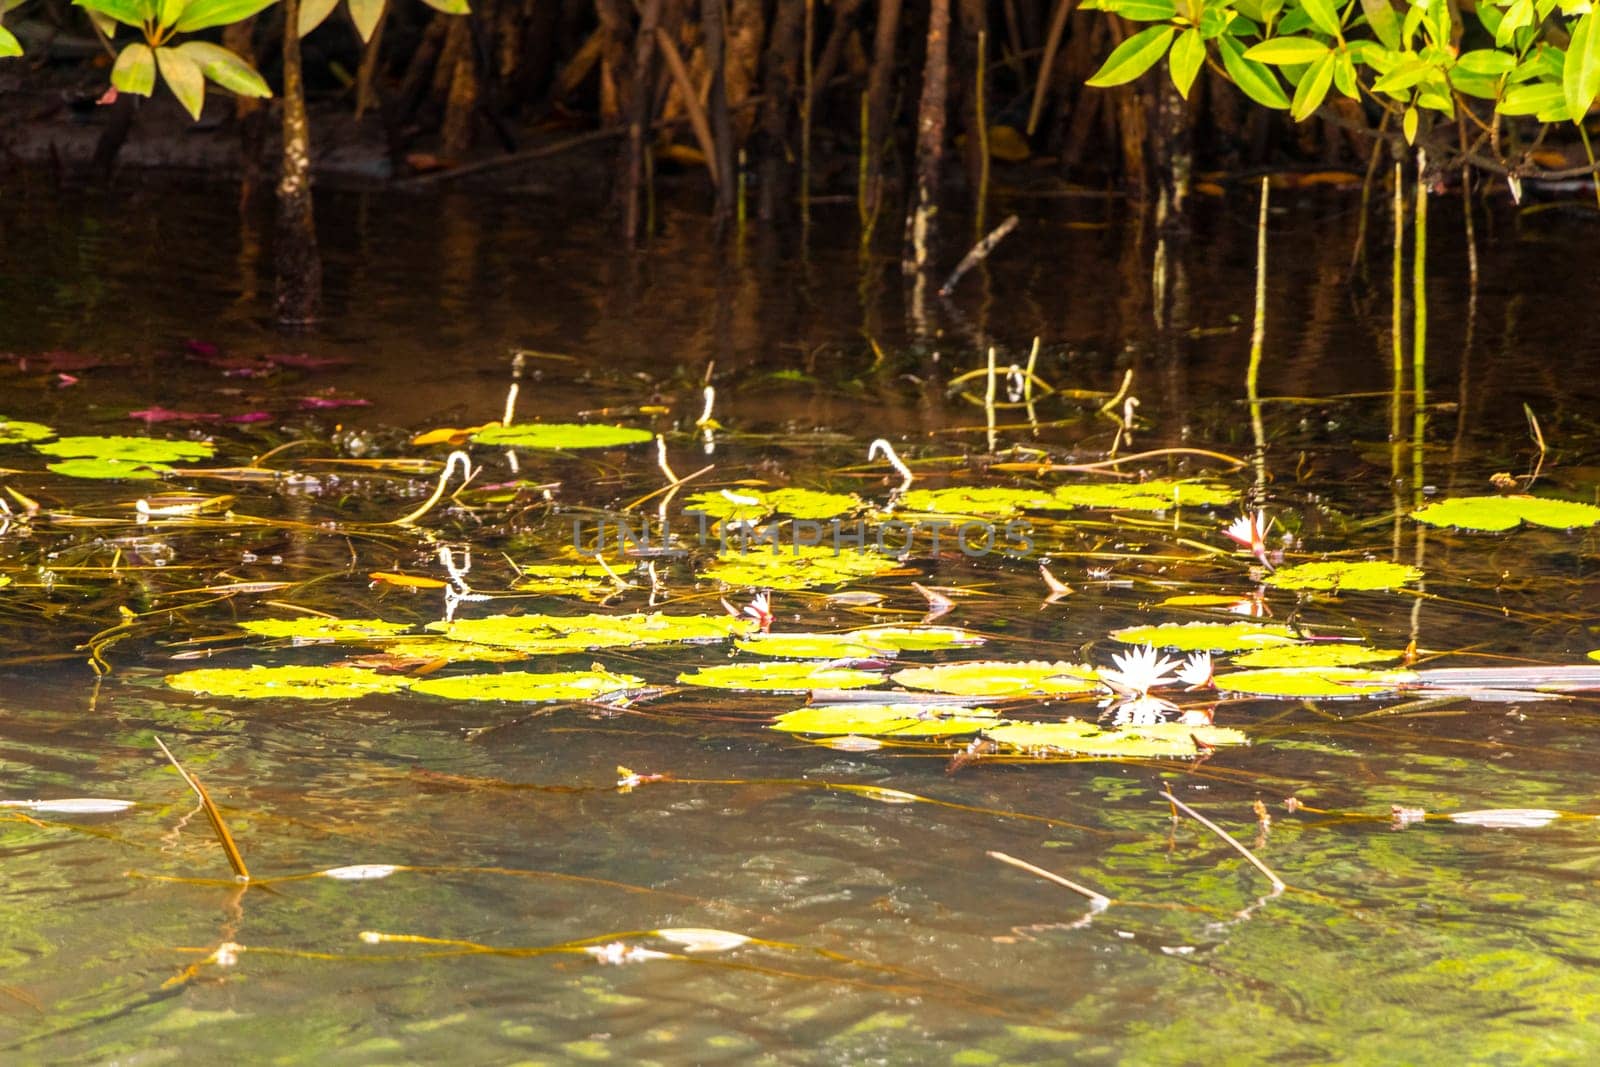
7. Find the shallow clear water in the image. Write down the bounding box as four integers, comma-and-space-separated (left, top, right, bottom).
2, 175, 1600, 1063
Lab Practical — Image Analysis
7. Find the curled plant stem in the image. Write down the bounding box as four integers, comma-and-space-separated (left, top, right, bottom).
867, 438, 915, 494
389, 451, 476, 526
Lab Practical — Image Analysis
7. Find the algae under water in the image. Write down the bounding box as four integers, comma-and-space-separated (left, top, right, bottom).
2, 180, 1600, 1063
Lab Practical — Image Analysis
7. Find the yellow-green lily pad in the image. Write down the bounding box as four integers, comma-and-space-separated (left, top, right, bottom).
512, 563, 620, 598
0, 417, 55, 445
1110, 621, 1300, 652
165, 665, 410, 700
682, 487, 862, 522
37, 435, 215, 464
701, 544, 898, 590
734, 633, 881, 659
239, 618, 413, 642
891, 660, 1100, 697
408, 669, 642, 702
896, 486, 1056, 517
1049, 479, 1238, 511
1411, 495, 1600, 531
1265, 560, 1423, 592
1231, 644, 1406, 668
846, 625, 986, 651
472, 423, 654, 450
772, 703, 1001, 737
1214, 667, 1416, 698
983, 719, 1248, 758
676, 661, 883, 692
430, 612, 754, 652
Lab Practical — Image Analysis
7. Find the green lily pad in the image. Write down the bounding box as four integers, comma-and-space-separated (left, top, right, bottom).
846, 625, 986, 651
46, 458, 174, 480
772, 703, 1001, 738
1049, 479, 1238, 511
1214, 667, 1416, 698
512, 563, 621, 598
471, 423, 654, 450
734, 633, 881, 659
701, 544, 898, 590
1231, 644, 1405, 668
0, 417, 55, 445
1265, 560, 1423, 592
357, 638, 530, 663
1411, 495, 1600, 531
983, 719, 1248, 758
682, 487, 863, 523
1110, 621, 1300, 652
676, 661, 883, 692
36, 435, 215, 463
896, 486, 1056, 518
891, 660, 1100, 697
430, 612, 752, 653
408, 668, 642, 702
239, 618, 413, 642
165, 665, 410, 700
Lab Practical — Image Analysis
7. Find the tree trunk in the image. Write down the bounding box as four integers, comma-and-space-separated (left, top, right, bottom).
702, 0, 735, 227
620, 0, 664, 241
904, 0, 949, 275
275, 0, 322, 325
863, 0, 902, 227
757, 0, 805, 221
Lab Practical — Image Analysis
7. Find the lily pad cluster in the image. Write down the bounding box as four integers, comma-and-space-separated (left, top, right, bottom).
895, 479, 1236, 518
1411, 495, 1600, 531
682, 487, 863, 523
35, 434, 216, 479
165, 663, 643, 703
471, 423, 653, 450
702, 544, 901, 590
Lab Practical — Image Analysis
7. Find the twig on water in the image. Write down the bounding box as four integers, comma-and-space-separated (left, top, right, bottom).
987, 850, 1111, 911
153, 735, 250, 883
939, 214, 1019, 297
1161, 785, 1284, 895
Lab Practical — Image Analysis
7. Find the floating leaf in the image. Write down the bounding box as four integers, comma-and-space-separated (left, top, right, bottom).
165, 665, 411, 699
0, 798, 136, 814
1110, 621, 1300, 652
430, 612, 754, 653
513, 563, 620, 598
701, 544, 898, 590
676, 661, 882, 692
239, 618, 412, 643
1265, 560, 1423, 591
1446, 809, 1561, 829
654, 928, 751, 953
36, 434, 215, 464
344, 639, 530, 666
892, 660, 1100, 697
1411, 495, 1600, 531
983, 719, 1248, 758
846, 625, 986, 651
0, 417, 55, 445
734, 633, 880, 659
682, 487, 862, 522
772, 703, 1000, 737
409, 669, 643, 702
1214, 667, 1416, 698
1590, 650, 1600, 663
1049, 479, 1238, 511
1231, 644, 1406, 668
322, 864, 400, 880
896, 486, 1055, 517
471, 423, 653, 450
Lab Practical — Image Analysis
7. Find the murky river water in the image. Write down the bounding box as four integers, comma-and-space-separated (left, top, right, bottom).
2, 173, 1600, 1063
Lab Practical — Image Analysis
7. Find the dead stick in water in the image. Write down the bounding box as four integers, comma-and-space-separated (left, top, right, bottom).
987, 850, 1110, 909
153, 735, 251, 883
1161, 785, 1284, 894
940, 215, 1019, 296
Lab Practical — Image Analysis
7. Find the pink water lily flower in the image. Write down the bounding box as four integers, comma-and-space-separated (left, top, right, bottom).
1224, 510, 1274, 570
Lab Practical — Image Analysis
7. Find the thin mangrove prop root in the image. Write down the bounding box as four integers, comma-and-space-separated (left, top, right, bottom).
1246, 176, 1269, 494
1027, 0, 1073, 136
1097, 369, 1134, 415
939, 214, 1019, 298
387, 450, 476, 526
619, 769, 1109, 835
867, 438, 915, 494
152, 735, 250, 883
501, 382, 519, 426
984, 346, 998, 452
1161, 786, 1285, 895
987, 850, 1111, 910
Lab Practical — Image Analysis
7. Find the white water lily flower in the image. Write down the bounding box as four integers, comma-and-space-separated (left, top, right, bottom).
1176, 652, 1214, 689
1099, 644, 1181, 699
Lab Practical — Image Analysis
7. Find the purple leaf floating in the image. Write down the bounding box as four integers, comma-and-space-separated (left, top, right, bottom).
7, 351, 107, 373
227, 411, 273, 424
184, 340, 221, 358
299, 394, 371, 410
130, 407, 223, 424
267, 353, 351, 370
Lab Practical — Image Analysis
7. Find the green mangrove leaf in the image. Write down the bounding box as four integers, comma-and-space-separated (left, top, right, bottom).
165, 665, 411, 699
431, 612, 754, 652
1231, 644, 1406, 668
1411, 495, 1600, 531
471, 423, 653, 450
1087, 24, 1176, 87
896, 486, 1056, 517
734, 633, 881, 659
0, 25, 20, 58
1049, 479, 1238, 511
676, 661, 883, 692
1265, 560, 1423, 591
111, 42, 157, 96
512, 563, 619, 599
772, 703, 1001, 738
1214, 667, 1416, 698
239, 618, 412, 642
702, 544, 898, 590
1111, 621, 1299, 652
36, 434, 215, 464
984, 719, 1248, 758
408, 668, 642, 702
892, 661, 1100, 697
682, 487, 862, 522
0, 417, 55, 445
